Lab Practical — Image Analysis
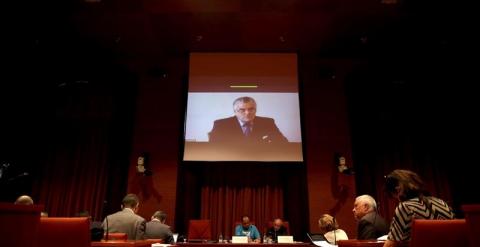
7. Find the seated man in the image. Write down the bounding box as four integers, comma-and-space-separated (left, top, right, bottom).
145, 211, 174, 243
352, 195, 389, 240
209, 96, 288, 144
266, 218, 288, 243
234, 215, 261, 243
102, 194, 146, 240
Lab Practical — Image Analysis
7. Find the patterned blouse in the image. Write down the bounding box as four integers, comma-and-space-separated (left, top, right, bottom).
387, 196, 455, 241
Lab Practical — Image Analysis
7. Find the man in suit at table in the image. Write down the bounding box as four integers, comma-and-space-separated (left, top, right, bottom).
266, 218, 289, 243
102, 194, 146, 240
145, 211, 174, 243
209, 96, 288, 144
353, 194, 389, 240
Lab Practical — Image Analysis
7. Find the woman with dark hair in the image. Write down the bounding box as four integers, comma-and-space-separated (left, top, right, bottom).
383, 169, 454, 247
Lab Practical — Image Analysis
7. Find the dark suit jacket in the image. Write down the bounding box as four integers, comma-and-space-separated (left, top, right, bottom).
357, 211, 389, 240
209, 116, 288, 144
266, 226, 288, 242
145, 220, 174, 243
102, 208, 146, 240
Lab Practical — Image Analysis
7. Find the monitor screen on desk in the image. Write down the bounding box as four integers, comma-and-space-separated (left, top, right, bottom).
183, 53, 303, 162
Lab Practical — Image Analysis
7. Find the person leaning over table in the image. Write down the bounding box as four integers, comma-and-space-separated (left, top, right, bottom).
234, 215, 261, 243
382, 169, 455, 247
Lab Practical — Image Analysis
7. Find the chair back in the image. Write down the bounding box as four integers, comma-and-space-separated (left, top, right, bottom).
0, 203, 43, 247
187, 219, 212, 241
462, 204, 480, 247
410, 219, 468, 247
38, 217, 90, 247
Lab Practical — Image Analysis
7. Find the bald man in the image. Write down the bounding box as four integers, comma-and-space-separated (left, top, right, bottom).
266, 218, 288, 243
14, 195, 34, 205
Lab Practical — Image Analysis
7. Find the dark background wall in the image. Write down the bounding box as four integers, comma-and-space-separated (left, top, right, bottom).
1, 0, 478, 241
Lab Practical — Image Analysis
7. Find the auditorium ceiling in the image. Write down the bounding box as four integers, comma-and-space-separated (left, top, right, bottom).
18, 0, 415, 58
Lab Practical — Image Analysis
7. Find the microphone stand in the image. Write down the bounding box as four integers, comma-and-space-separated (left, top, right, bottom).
333, 217, 337, 245
105, 216, 109, 241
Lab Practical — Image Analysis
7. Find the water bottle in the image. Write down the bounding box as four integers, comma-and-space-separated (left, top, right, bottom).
219, 233, 223, 243
263, 234, 267, 244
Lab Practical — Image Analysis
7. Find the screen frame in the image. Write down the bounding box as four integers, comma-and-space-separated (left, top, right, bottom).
180, 51, 307, 164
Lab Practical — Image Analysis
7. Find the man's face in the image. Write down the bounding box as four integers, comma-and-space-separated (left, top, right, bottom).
273, 219, 283, 230
242, 217, 251, 228
352, 199, 368, 220
234, 101, 256, 123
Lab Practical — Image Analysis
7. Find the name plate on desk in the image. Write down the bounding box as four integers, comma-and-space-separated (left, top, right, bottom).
232, 236, 248, 243
277, 236, 294, 243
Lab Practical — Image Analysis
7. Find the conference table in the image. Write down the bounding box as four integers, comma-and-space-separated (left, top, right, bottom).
91, 240, 393, 247
337, 240, 385, 247
175, 243, 311, 247
92, 242, 311, 247
337, 240, 409, 247
91, 239, 161, 247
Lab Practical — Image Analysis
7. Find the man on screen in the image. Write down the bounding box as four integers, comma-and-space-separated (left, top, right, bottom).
209, 96, 288, 144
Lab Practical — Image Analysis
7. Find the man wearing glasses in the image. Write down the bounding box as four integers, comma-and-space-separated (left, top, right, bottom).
209, 96, 288, 144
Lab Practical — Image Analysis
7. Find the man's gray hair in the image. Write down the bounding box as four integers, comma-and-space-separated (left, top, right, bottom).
233, 96, 256, 110
356, 194, 377, 212
152, 210, 167, 222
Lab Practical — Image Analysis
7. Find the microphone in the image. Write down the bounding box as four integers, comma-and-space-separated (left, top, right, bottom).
333, 217, 337, 245
102, 200, 109, 241
105, 215, 109, 241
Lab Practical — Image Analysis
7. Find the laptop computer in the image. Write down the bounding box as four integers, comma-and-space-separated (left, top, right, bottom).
232, 236, 249, 243
306, 232, 328, 242
277, 236, 294, 243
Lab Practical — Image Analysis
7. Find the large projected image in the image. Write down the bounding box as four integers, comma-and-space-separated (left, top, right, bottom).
183, 53, 303, 162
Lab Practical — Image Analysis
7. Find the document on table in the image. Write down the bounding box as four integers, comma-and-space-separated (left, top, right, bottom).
312, 240, 337, 247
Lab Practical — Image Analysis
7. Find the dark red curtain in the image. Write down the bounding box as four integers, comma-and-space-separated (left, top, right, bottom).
200, 178, 284, 239
177, 164, 309, 240
345, 62, 474, 222
33, 117, 111, 219
29, 68, 136, 220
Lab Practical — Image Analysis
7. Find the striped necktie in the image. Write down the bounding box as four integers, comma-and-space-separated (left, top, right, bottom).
243, 122, 251, 136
